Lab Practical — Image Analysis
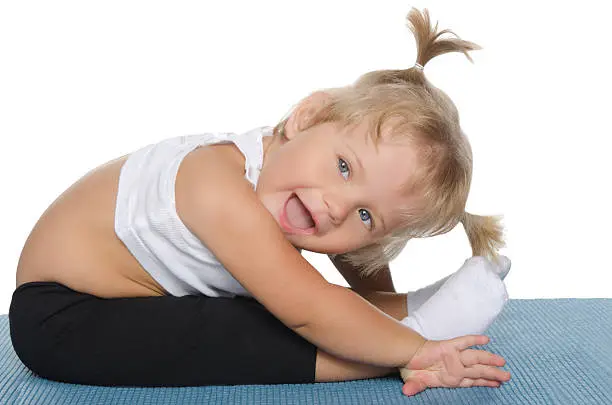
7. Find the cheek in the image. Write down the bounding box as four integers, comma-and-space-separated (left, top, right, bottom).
323, 229, 369, 253
282, 153, 331, 185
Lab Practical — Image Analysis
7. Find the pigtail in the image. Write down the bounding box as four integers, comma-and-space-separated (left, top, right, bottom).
460, 212, 506, 266
407, 7, 482, 74
356, 8, 482, 87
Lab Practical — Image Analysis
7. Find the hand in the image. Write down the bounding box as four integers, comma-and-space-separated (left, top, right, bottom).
399, 335, 511, 397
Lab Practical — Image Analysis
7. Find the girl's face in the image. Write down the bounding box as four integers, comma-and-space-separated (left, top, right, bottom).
257, 115, 422, 255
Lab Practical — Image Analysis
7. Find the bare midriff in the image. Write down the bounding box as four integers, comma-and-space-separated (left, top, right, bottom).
15, 153, 165, 297
15, 142, 247, 299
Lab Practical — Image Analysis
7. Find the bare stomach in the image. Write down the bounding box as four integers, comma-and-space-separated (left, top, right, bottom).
15, 154, 169, 298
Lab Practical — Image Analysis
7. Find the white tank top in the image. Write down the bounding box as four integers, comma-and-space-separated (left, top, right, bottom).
114, 126, 274, 297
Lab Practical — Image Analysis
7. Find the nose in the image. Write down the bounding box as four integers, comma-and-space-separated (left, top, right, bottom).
324, 191, 352, 225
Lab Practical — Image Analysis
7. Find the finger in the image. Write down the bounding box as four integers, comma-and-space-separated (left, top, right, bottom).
462, 364, 512, 382
460, 349, 506, 367
459, 378, 502, 388
452, 335, 490, 351
403, 378, 428, 397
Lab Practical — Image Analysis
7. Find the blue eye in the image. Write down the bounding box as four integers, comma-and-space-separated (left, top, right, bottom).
338, 157, 374, 231
338, 158, 350, 180
359, 209, 373, 229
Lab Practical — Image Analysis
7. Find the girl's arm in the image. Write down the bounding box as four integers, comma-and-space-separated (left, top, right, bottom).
331, 255, 409, 321
329, 254, 396, 293
177, 147, 425, 368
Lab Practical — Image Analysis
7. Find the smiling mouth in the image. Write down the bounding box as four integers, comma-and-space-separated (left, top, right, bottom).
280, 193, 316, 235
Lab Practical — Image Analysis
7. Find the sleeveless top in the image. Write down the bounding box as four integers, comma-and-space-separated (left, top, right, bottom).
114, 126, 274, 298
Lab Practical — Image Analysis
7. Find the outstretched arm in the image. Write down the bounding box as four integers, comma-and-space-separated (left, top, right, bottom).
330, 255, 408, 321
178, 146, 424, 368
329, 254, 396, 293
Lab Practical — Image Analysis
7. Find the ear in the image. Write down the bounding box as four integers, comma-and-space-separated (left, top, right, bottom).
284, 91, 333, 140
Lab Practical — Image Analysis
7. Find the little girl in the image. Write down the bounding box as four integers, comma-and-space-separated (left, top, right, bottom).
9, 8, 511, 397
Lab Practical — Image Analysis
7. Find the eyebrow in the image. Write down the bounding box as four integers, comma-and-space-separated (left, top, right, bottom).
379, 214, 387, 233
345, 143, 388, 233
346, 143, 363, 172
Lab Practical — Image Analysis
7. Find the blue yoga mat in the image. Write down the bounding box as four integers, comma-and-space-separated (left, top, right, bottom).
1, 299, 611, 404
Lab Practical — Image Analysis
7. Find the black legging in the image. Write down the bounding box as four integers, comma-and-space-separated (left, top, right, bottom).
9, 281, 317, 387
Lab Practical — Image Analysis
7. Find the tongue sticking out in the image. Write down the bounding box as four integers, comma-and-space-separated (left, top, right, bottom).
286, 195, 315, 230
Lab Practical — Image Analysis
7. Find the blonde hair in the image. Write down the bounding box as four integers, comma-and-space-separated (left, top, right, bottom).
275, 7, 506, 277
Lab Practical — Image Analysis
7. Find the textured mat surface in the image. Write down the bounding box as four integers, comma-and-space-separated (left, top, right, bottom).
1, 299, 611, 404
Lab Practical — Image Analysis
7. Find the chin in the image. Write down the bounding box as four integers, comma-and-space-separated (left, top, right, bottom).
284, 235, 313, 252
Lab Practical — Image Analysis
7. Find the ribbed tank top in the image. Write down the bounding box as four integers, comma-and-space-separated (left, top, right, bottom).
114, 126, 273, 297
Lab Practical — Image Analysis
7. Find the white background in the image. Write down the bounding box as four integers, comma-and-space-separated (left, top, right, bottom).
1, 1, 611, 315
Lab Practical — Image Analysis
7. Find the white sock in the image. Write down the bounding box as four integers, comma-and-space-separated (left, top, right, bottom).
407, 255, 511, 313
401, 256, 509, 341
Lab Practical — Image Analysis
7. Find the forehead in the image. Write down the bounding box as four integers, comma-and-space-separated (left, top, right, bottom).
341, 121, 420, 188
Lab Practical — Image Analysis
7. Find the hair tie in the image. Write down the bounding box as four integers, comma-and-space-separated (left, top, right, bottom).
413, 62, 424, 71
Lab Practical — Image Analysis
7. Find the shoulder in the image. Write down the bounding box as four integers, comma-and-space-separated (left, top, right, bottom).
181, 142, 246, 181
175, 142, 248, 229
